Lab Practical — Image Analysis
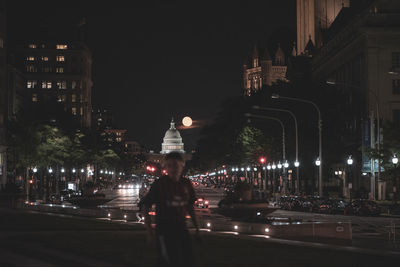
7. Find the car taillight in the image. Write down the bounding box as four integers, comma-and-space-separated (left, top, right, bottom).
205, 201, 209, 204
148, 211, 156, 216
198, 198, 203, 202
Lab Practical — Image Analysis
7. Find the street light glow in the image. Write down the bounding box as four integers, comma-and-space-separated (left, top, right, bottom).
393, 155, 399, 164
33, 167, 37, 173
267, 165, 271, 170
294, 161, 300, 167
347, 156, 353, 165
315, 158, 321, 166
61, 168, 65, 173
277, 162, 282, 169
48, 168, 53, 173
72, 168, 76, 173
272, 163, 276, 170
283, 161, 289, 168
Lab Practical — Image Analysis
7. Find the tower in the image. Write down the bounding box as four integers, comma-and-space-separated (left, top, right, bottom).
296, 0, 350, 54
261, 47, 272, 86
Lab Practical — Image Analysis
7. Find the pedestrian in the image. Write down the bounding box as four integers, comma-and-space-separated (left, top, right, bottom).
141, 152, 200, 267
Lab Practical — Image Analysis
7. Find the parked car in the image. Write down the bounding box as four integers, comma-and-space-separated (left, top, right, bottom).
344, 199, 381, 216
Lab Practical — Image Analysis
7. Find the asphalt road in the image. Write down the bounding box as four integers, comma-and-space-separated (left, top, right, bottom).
1, 208, 400, 267
98, 183, 400, 251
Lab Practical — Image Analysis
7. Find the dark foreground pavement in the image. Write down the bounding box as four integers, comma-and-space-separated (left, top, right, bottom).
1, 208, 399, 267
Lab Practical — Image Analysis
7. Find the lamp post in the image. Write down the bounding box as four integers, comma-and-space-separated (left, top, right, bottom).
272, 163, 276, 194
347, 156, 353, 201
253, 106, 300, 194
272, 94, 323, 197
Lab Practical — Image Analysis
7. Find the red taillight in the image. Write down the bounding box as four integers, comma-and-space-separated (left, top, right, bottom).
205, 201, 209, 204
198, 198, 203, 202
148, 211, 156, 216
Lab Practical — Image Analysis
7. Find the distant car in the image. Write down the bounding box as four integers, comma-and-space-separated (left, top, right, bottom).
195, 197, 209, 208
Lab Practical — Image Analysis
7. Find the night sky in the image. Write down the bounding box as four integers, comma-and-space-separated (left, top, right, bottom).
7, 1, 296, 151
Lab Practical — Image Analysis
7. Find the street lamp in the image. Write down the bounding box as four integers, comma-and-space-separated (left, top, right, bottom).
272, 94, 322, 196
33, 167, 37, 173
277, 162, 282, 169
272, 163, 276, 170
392, 155, 399, 165
100, 170, 103, 174
81, 168, 84, 173
246, 167, 251, 171
61, 168, 65, 173
241, 167, 244, 171
72, 168, 76, 173
347, 156, 353, 165
283, 160, 289, 168
267, 164, 271, 170
315, 158, 321, 166
294, 160, 300, 167
48, 167, 53, 173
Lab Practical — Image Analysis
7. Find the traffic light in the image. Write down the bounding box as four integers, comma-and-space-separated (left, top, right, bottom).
259, 156, 266, 164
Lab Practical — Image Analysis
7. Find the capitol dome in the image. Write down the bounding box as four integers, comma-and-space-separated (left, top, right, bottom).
161, 118, 185, 154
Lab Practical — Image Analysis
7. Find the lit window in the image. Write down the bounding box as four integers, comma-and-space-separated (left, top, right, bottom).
56, 81, 67, 89
26, 56, 35, 61
29, 44, 37, 49
71, 81, 77, 89
56, 55, 65, 62
56, 44, 68, 50
42, 81, 52, 89
26, 65, 37, 72
27, 80, 37, 88
56, 67, 64, 73
57, 95, 66, 102
41, 56, 49, 61
32, 94, 38, 102
71, 94, 76, 102
80, 107, 83, 115
72, 107, 77, 115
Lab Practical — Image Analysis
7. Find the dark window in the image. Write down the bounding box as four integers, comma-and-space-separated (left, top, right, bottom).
392, 52, 400, 68
393, 109, 400, 126
393, 80, 400, 95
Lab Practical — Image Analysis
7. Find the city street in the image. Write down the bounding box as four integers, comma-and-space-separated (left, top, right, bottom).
95, 183, 400, 252
1, 208, 400, 267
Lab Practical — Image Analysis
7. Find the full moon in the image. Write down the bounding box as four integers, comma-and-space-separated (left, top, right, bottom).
182, 116, 193, 127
